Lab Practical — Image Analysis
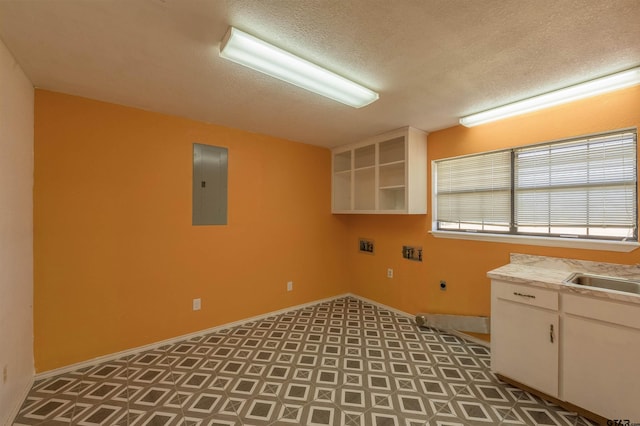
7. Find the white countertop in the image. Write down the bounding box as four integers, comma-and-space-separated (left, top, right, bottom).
487, 254, 640, 305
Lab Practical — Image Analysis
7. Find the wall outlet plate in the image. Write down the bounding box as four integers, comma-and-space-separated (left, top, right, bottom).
387, 268, 393, 278
193, 298, 201, 310
287, 281, 293, 291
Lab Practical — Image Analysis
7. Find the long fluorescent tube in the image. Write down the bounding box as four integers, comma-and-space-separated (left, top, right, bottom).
460, 67, 640, 127
219, 27, 378, 108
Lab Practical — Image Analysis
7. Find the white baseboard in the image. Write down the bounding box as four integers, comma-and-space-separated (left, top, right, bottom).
347, 293, 415, 319
35, 292, 489, 381
448, 329, 491, 348
347, 293, 490, 348
35, 293, 350, 380
3, 374, 34, 426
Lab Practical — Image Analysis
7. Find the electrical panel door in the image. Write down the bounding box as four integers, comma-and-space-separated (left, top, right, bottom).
193, 143, 228, 225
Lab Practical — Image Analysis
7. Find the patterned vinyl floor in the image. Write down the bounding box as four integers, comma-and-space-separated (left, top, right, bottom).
13, 297, 598, 426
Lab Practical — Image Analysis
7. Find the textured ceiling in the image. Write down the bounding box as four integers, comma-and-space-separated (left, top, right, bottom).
1, 0, 639, 148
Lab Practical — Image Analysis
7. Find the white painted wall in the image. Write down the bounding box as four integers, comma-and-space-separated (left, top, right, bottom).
0, 37, 34, 425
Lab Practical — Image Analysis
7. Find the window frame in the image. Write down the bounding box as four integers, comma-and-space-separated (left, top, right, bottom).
431, 129, 639, 253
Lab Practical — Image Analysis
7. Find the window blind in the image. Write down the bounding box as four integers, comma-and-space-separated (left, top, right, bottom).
514, 131, 637, 238
434, 129, 637, 241
435, 150, 511, 230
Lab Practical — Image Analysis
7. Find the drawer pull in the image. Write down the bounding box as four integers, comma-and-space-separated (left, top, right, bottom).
513, 292, 536, 299
550, 324, 554, 343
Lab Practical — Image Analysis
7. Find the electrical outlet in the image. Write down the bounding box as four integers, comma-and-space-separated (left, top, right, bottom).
387, 268, 393, 278
193, 298, 201, 311
287, 281, 293, 292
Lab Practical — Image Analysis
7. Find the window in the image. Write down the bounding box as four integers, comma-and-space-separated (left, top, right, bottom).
436, 150, 511, 232
434, 130, 637, 243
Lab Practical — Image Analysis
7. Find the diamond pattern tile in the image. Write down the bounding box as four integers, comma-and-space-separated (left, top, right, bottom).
12, 297, 598, 425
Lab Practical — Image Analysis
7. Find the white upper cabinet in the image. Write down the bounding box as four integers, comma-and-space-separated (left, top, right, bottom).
331, 126, 427, 214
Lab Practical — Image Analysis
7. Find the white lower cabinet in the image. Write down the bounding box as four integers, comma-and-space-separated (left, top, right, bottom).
562, 294, 640, 419
492, 279, 640, 420
491, 281, 559, 397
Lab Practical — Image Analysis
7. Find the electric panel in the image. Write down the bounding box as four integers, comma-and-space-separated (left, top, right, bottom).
193, 143, 228, 225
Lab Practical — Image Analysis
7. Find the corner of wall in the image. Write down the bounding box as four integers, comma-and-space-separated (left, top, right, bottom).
0, 37, 35, 425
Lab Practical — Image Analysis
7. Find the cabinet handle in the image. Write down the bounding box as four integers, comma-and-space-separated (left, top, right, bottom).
513, 292, 536, 299
549, 324, 554, 343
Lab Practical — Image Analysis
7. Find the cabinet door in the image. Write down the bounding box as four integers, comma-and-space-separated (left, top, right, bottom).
563, 315, 640, 419
491, 298, 559, 397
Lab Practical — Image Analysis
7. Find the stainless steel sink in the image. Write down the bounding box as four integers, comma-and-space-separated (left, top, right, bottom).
564, 272, 640, 295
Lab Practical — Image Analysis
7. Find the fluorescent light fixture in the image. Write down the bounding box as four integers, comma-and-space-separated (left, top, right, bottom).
219, 27, 378, 108
460, 67, 640, 127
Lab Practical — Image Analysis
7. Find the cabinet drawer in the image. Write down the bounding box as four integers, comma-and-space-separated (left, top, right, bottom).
492, 280, 558, 310
563, 293, 640, 330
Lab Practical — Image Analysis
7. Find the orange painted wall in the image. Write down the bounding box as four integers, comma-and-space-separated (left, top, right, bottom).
33, 85, 640, 372
34, 90, 350, 372
347, 85, 640, 317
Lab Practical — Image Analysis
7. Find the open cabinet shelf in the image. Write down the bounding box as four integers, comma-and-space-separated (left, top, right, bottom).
331, 126, 427, 214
